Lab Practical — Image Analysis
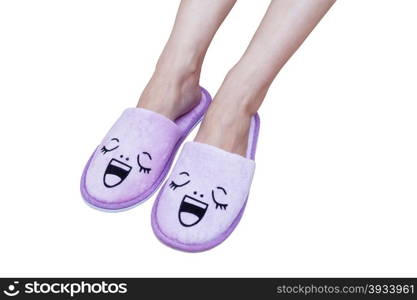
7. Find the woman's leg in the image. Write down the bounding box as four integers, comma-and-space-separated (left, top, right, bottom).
195, 0, 336, 156
138, 0, 236, 120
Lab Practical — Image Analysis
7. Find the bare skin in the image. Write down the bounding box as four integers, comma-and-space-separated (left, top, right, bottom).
139, 0, 336, 156
137, 0, 236, 120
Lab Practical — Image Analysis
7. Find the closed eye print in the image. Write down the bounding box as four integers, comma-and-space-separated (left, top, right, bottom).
137, 151, 152, 174
169, 171, 191, 190
100, 138, 120, 154
212, 186, 228, 210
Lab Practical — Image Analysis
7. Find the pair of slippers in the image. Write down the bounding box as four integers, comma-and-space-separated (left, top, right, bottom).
80, 88, 260, 252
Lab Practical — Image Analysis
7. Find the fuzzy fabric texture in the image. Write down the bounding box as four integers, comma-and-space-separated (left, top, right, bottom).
81, 88, 211, 210
152, 114, 260, 252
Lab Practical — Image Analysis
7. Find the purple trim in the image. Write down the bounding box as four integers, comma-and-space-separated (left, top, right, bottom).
80, 87, 212, 211
151, 113, 261, 252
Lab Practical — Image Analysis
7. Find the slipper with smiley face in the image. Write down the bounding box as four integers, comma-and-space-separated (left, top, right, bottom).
151, 113, 260, 252
80, 88, 211, 210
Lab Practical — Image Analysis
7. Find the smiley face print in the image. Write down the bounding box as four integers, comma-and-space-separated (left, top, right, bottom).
152, 142, 256, 246
84, 133, 165, 204
82, 107, 186, 207
167, 171, 229, 227
99, 138, 152, 188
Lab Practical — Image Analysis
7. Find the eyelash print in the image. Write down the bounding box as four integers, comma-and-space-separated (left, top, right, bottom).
139, 166, 151, 174
100, 138, 119, 155
100, 146, 109, 154
100, 145, 118, 154
212, 187, 228, 210
169, 171, 190, 190
169, 180, 190, 190
137, 153, 151, 174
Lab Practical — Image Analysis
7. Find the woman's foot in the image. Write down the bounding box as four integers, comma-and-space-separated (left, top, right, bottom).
195, 69, 265, 157
137, 55, 202, 121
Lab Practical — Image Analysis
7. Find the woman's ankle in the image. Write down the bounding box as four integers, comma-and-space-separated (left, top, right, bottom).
194, 66, 268, 156
155, 47, 203, 79
195, 99, 252, 157
137, 56, 202, 120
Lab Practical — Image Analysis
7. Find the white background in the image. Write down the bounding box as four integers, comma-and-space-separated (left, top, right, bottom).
0, 0, 416, 277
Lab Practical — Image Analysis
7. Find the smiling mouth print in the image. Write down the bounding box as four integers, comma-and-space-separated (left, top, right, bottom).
103, 158, 132, 188
178, 195, 209, 227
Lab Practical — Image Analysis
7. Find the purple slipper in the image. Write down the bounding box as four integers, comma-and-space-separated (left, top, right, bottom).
80, 88, 211, 211
151, 113, 260, 252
